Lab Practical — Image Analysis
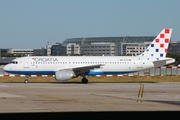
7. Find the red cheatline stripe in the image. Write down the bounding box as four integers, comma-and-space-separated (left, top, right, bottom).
48, 74, 53, 76
144, 74, 150, 76
123, 74, 128, 76
37, 74, 42, 77
15, 74, 20, 77
4, 74, 9, 77
166, 66, 172, 68
101, 74, 107, 77
112, 74, 118, 77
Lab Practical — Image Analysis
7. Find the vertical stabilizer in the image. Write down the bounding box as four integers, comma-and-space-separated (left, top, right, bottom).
140, 28, 172, 59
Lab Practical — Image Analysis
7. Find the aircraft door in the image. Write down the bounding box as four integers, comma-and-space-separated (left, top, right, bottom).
23, 58, 29, 68
137, 61, 143, 68
137, 58, 143, 68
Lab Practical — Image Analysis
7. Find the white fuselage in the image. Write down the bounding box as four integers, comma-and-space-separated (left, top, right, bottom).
3, 56, 156, 75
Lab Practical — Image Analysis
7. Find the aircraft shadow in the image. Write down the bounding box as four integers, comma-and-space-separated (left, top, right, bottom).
145, 100, 180, 106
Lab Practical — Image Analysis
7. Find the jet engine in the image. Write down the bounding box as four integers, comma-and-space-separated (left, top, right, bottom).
55, 70, 76, 81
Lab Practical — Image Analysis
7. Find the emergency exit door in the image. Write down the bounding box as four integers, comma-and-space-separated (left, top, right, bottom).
23, 58, 29, 68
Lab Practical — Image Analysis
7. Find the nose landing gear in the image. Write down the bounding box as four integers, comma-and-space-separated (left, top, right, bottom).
24, 75, 29, 83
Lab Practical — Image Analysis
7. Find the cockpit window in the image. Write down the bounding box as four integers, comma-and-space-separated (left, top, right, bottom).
10, 61, 18, 64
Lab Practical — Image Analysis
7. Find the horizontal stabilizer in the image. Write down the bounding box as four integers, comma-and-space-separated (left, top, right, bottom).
153, 58, 175, 67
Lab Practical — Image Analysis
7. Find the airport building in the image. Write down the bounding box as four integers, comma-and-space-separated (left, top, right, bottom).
168, 42, 180, 54
0, 49, 8, 57
33, 48, 47, 56
7, 49, 33, 55
122, 42, 150, 56
46, 44, 53, 56
50, 43, 80, 56
63, 36, 156, 55
0, 36, 180, 58
66, 43, 80, 55
50, 43, 66, 56
32, 41, 180, 56
83, 43, 115, 56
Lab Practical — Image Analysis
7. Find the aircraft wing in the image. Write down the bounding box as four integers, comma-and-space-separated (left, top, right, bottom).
72, 64, 104, 75
53, 64, 104, 75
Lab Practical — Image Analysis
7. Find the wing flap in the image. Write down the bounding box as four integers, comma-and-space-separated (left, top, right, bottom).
53, 64, 104, 75
72, 64, 104, 75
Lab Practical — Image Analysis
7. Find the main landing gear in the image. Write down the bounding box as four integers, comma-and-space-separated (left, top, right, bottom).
24, 75, 29, 83
82, 77, 88, 84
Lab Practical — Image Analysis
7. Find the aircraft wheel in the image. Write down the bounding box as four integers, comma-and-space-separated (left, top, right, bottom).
24, 79, 29, 83
82, 78, 88, 84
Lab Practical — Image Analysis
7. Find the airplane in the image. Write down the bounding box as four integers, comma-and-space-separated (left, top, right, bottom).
3, 28, 175, 84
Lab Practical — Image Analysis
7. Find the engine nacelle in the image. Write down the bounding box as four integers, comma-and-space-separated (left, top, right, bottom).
55, 70, 75, 81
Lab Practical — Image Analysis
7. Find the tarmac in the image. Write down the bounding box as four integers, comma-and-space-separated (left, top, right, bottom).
0, 82, 180, 113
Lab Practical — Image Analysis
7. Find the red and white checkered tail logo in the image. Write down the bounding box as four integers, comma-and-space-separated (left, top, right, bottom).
140, 28, 172, 59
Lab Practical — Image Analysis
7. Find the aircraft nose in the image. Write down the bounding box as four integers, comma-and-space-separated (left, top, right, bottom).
3, 65, 9, 72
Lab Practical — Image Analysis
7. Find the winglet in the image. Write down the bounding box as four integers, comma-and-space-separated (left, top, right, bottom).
140, 28, 173, 58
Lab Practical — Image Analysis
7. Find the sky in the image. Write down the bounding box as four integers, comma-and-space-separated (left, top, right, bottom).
0, 0, 180, 49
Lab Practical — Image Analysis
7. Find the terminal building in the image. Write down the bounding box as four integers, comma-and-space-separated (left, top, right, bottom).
33, 48, 47, 56
50, 43, 67, 56
7, 49, 33, 56
83, 43, 116, 56
1, 36, 180, 57
32, 41, 180, 56
121, 42, 150, 56
63, 36, 156, 55
50, 43, 80, 56
168, 42, 180, 54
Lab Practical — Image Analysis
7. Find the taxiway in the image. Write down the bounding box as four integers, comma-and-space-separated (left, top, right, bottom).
0, 82, 179, 113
